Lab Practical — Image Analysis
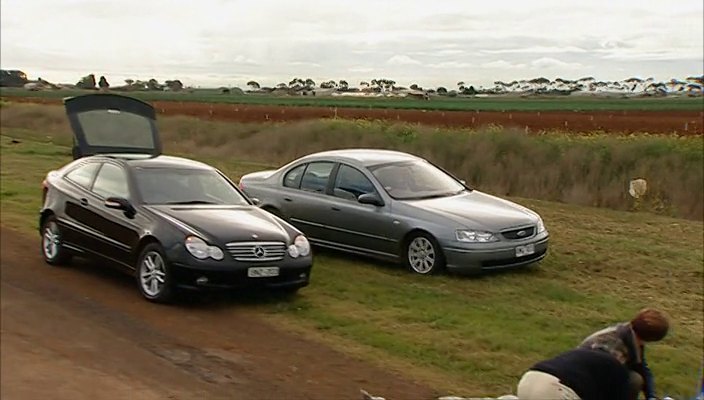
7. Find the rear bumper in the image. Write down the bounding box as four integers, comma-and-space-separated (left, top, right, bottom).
171, 262, 312, 290
443, 236, 549, 274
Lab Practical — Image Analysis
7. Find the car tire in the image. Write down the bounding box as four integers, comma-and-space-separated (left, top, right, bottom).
404, 232, 445, 275
136, 243, 175, 303
40, 215, 72, 266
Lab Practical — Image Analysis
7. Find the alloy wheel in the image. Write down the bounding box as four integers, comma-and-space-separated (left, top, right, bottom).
42, 221, 61, 260
140, 251, 167, 297
408, 236, 436, 274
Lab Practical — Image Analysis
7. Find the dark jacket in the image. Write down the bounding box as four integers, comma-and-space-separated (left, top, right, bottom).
531, 348, 631, 400
579, 322, 655, 399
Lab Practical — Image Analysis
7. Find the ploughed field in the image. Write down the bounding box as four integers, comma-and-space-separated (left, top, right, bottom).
3, 94, 702, 135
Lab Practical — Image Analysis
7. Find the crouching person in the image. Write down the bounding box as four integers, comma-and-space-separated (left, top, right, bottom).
579, 308, 670, 400
516, 347, 631, 400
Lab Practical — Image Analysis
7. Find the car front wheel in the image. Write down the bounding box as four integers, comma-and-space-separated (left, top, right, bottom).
41, 216, 72, 266
405, 233, 445, 275
137, 243, 175, 303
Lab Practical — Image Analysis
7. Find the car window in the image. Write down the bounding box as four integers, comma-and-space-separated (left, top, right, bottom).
371, 160, 465, 200
300, 162, 334, 193
283, 164, 306, 189
92, 163, 130, 199
135, 167, 249, 205
64, 162, 100, 189
333, 165, 376, 201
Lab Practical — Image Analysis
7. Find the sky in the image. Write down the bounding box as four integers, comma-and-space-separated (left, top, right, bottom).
1, 0, 702, 89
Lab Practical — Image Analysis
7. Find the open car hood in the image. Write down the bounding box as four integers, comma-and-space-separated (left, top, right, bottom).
64, 93, 162, 159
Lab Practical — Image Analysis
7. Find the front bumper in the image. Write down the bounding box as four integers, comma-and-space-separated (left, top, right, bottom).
171, 259, 312, 290
442, 234, 549, 274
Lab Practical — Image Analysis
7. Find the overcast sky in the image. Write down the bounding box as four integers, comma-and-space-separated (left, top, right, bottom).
1, 0, 702, 88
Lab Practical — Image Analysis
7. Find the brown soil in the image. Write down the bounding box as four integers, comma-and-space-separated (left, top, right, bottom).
5, 96, 702, 135
0, 226, 438, 400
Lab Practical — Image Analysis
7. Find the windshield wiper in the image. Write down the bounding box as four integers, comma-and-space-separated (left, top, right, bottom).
165, 200, 217, 205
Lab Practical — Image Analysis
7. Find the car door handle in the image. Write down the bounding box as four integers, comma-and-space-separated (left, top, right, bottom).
331, 206, 341, 211
284, 197, 292, 202
80, 198, 89, 206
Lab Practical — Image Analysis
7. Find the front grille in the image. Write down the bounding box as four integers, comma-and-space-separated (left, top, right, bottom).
225, 241, 287, 262
501, 226, 535, 240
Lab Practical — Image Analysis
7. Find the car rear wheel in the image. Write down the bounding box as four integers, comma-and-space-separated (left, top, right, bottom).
405, 233, 445, 275
41, 216, 72, 266
137, 243, 175, 303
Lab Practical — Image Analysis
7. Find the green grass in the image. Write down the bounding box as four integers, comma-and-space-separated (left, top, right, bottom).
3, 102, 702, 219
2, 87, 704, 111
1, 133, 702, 398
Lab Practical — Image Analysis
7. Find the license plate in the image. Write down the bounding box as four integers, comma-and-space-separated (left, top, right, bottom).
515, 244, 535, 257
247, 267, 280, 278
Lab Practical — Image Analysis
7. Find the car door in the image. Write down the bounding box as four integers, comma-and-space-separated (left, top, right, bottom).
82, 162, 143, 268
60, 161, 102, 250
64, 93, 161, 159
277, 161, 336, 240
322, 163, 400, 257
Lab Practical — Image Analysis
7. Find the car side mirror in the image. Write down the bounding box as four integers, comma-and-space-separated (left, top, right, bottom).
250, 197, 261, 206
358, 193, 385, 207
105, 197, 136, 217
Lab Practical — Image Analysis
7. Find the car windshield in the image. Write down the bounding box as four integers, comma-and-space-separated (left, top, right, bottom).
370, 160, 466, 200
134, 167, 249, 206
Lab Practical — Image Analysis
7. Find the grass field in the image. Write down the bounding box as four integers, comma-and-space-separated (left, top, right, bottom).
3, 102, 702, 220
2, 87, 704, 112
1, 125, 702, 397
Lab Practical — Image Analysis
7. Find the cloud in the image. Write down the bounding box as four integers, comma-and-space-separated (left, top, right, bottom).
481, 46, 588, 54
480, 60, 526, 69
386, 55, 421, 65
428, 61, 474, 69
348, 66, 375, 73
288, 61, 321, 68
530, 58, 583, 69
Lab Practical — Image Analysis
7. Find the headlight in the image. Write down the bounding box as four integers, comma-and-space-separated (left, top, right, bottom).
185, 236, 224, 260
536, 217, 546, 233
456, 229, 499, 243
288, 235, 311, 258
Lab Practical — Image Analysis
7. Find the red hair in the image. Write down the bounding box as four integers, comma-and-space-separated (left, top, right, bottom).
631, 308, 669, 342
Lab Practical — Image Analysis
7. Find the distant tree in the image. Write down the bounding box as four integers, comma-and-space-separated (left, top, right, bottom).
463, 86, 476, 95
359, 81, 370, 88
147, 78, 163, 91
165, 80, 184, 91
246, 80, 260, 90
98, 76, 110, 90
410, 83, 420, 90
338, 80, 349, 90
76, 74, 97, 89
124, 79, 134, 86
304, 78, 316, 88
456, 81, 465, 88
320, 80, 336, 89
447, 90, 458, 97
276, 82, 288, 89
436, 86, 447, 95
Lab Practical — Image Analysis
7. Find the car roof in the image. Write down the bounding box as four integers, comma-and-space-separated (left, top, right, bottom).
303, 149, 421, 167
85, 154, 214, 170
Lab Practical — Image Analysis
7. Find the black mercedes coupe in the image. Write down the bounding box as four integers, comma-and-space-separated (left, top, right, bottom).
39, 93, 312, 302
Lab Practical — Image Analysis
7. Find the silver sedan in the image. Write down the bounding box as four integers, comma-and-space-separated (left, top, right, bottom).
239, 149, 549, 275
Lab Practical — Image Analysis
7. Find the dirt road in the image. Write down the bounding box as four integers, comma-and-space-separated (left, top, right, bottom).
0, 226, 437, 400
